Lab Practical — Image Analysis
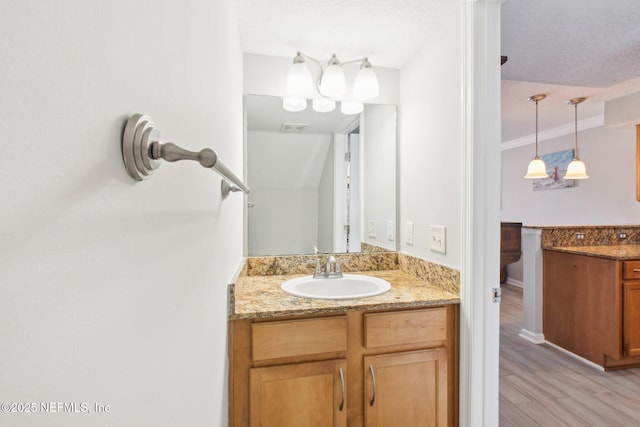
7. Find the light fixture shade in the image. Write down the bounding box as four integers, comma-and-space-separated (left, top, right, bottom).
286, 58, 313, 97
524, 157, 549, 179
341, 101, 363, 115
564, 158, 589, 179
353, 62, 379, 100
320, 63, 347, 98
312, 99, 336, 113
282, 97, 307, 112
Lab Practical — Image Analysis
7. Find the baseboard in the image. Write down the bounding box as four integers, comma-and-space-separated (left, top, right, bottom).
544, 340, 605, 372
518, 329, 545, 344
505, 277, 523, 288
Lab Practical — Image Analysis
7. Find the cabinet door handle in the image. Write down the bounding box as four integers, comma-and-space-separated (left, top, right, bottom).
338, 367, 345, 412
633, 269, 640, 272
369, 365, 377, 407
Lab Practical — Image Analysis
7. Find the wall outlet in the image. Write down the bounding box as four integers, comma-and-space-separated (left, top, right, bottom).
575, 233, 585, 240
618, 232, 628, 240
405, 221, 414, 245
429, 225, 446, 254
387, 220, 394, 241
368, 220, 377, 238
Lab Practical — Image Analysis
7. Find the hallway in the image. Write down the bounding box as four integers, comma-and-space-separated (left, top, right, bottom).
499, 284, 640, 426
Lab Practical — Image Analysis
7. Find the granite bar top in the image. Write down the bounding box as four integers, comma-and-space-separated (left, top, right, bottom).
545, 245, 640, 260
229, 269, 460, 320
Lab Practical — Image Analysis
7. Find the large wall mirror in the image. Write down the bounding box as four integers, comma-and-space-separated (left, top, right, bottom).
245, 95, 397, 256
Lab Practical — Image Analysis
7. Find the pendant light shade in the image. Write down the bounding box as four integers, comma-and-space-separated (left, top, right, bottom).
282, 97, 307, 112
353, 58, 379, 100
312, 99, 336, 113
525, 157, 549, 179
564, 97, 589, 179
286, 52, 314, 97
524, 94, 549, 179
319, 54, 347, 98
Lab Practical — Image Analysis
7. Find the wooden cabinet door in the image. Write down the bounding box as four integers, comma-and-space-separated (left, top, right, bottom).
249, 359, 347, 427
364, 348, 447, 427
623, 282, 640, 357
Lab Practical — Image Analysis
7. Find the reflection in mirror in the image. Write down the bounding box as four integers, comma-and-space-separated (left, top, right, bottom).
245, 95, 396, 256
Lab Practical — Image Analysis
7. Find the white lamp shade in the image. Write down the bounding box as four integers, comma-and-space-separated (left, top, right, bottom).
524, 157, 548, 179
286, 62, 313, 97
282, 97, 307, 112
341, 101, 363, 115
320, 64, 347, 98
353, 67, 379, 100
564, 158, 589, 179
312, 99, 336, 113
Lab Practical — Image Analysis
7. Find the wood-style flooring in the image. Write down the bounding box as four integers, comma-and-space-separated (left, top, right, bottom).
500, 284, 640, 426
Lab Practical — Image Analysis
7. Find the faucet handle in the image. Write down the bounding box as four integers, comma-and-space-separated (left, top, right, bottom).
306, 258, 322, 276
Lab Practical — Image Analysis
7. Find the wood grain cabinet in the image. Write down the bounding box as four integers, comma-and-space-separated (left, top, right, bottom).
543, 250, 640, 369
229, 305, 458, 426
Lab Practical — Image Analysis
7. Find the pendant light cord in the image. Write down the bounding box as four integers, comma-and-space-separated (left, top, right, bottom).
573, 102, 579, 158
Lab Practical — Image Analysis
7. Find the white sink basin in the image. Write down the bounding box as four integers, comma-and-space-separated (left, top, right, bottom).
281, 274, 391, 300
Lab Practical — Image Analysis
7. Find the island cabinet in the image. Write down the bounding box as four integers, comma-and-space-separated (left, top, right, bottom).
228, 305, 458, 427
543, 250, 640, 369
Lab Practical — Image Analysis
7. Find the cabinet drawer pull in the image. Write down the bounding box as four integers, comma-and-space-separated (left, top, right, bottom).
338, 368, 345, 412
633, 269, 640, 273
369, 365, 377, 407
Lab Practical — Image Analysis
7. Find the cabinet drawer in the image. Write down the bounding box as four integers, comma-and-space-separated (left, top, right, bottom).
364, 308, 446, 348
624, 261, 640, 280
252, 316, 347, 361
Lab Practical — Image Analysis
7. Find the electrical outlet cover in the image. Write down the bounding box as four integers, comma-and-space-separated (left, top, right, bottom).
368, 220, 377, 238
405, 221, 414, 245
429, 225, 446, 254
387, 220, 394, 241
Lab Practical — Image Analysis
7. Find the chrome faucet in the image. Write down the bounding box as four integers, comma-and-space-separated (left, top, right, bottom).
307, 255, 348, 279
325, 255, 338, 276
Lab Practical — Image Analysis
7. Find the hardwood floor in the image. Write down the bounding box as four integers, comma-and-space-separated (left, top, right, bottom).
499, 284, 640, 426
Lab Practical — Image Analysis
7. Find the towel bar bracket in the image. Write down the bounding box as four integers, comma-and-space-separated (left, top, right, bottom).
122, 113, 250, 195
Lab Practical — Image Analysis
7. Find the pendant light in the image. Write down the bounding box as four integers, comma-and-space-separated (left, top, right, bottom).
564, 97, 589, 179
524, 94, 549, 179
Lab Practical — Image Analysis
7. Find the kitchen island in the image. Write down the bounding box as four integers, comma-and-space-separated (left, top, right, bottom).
544, 245, 640, 370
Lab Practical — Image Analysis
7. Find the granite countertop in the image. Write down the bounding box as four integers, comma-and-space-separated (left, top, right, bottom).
545, 245, 640, 260
229, 269, 460, 320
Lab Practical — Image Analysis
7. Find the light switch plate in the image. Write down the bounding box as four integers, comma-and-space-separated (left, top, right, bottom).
429, 225, 446, 254
386, 220, 394, 241
368, 220, 377, 238
405, 221, 414, 245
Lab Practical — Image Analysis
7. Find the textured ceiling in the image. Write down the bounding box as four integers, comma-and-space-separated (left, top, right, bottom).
236, 0, 452, 69
237, 0, 640, 142
501, 0, 640, 87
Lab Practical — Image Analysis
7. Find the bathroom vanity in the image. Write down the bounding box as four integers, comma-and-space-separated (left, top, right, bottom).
228, 259, 459, 427
544, 245, 640, 369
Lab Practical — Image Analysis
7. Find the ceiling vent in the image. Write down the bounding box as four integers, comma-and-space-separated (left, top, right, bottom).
280, 123, 308, 133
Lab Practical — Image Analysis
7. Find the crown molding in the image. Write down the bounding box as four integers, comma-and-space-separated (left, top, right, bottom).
501, 114, 604, 151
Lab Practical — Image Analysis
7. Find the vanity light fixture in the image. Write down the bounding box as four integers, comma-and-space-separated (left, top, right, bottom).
524, 94, 549, 179
284, 51, 380, 113
564, 97, 589, 179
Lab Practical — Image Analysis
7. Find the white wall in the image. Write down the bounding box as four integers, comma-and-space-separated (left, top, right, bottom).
248, 188, 318, 255
317, 141, 335, 252
361, 104, 397, 250
502, 125, 639, 225
398, 3, 462, 268
0, 1, 243, 426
